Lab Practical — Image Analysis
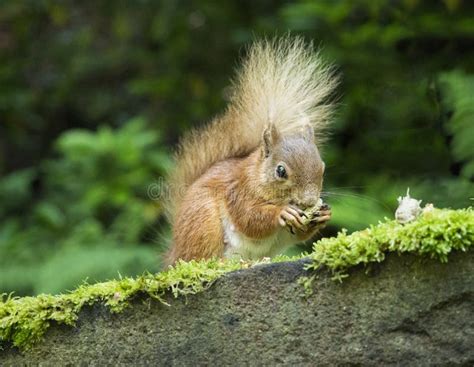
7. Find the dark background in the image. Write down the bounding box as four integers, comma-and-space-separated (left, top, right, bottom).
1, 0, 473, 295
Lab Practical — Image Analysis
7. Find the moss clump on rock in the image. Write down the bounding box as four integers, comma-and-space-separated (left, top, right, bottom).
307, 208, 474, 280
1, 208, 472, 350
0, 259, 249, 349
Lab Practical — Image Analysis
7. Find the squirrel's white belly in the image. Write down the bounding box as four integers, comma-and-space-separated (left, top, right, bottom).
222, 216, 293, 260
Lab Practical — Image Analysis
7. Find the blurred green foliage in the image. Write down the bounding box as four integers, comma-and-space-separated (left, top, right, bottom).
438, 71, 474, 180
0, 0, 473, 294
0, 119, 170, 294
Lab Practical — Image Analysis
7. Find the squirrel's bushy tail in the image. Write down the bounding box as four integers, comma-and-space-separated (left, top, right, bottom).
165, 36, 338, 220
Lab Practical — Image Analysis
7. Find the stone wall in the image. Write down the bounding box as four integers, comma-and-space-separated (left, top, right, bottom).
2, 251, 473, 366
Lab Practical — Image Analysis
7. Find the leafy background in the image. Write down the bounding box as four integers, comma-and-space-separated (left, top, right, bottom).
0, 0, 473, 295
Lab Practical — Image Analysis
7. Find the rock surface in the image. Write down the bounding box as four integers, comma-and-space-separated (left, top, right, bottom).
2, 251, 473, 366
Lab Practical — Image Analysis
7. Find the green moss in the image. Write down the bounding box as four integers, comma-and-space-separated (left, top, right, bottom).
1, 208, 472, 350
0, 259, 250, 350
297, 275, 317, 297
307, 208, 474, 280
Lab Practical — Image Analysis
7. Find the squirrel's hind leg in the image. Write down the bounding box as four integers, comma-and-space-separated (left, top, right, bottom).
165, 186, 225, 266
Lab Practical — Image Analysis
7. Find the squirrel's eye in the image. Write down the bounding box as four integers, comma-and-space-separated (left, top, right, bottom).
276, 165, 287, 179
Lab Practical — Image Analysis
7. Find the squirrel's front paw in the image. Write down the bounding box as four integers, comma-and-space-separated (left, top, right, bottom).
308, 203, 331, 229
278, 205, 306, 235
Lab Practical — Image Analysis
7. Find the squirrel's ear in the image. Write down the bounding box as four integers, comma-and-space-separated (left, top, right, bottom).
262, 123, 280, 158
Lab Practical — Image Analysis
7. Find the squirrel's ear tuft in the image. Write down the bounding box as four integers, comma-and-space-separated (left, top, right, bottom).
262, 123, 280, 158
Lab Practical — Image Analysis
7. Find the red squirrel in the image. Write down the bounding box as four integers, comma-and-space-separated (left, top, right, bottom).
164, 37, 338, 265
